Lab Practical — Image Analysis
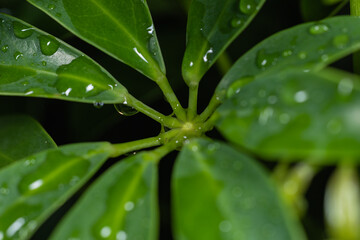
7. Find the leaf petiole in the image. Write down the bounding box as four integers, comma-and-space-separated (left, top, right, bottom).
187, 83, 199, 121
196, 92, 223, 123
110, 129, 180, 158
126, 94, 182, 128
156, 75, 187, 121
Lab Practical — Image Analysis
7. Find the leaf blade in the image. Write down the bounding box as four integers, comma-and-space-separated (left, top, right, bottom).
0, 115, 56, 168
216, 16, 360, 98
0, 14, 127, 104
49, 153, 158, 240
0, 142, 113, 240
216, 68, 360, 161
182, 0, 266, 85
172, 138, 305, 240
27, 0, 166, 81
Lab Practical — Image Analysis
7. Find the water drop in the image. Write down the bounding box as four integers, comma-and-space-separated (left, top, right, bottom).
114, 104, 138, 116
256, 49, 279, 69
38, 35, 60, 56
203, 48, 213, 63
13, 21, 33, 39
321, 54, 329, 61
1, 45, 8, 53
333, 34, 349, 49
239, 0, 256, 14
282, 49, 293, 57
327, 119, 342, 134
133, 47, 148, 63
298, 51, 307, 59
231, 17, 242, 27
309, 24, 329, 35
116, 231, 127, 240
14, 51, 23, 60
294, 90, 308, 103
227, 76, 254, 98
28, 179, 43, 191
338, 78, 353, 96
100, 226, 112, 238
0, 183, 9, 195
267, 95, 278, 104
124, 201, 134, 211
93, 102, 104, 109
6, 218, 25, 237
41, 61, 47, 66
48, 4, 55, 10
219, 220, 232, 232
279, 113, 290, 124
86, 84, 94, 93
258, 107, 274, 125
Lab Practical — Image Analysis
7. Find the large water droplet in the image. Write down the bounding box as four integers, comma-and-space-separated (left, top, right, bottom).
333, 35, 349, 49
13, 21, 33, 39
309, 24, 329, 35
1, 45, 8, 53
93, 102, 104, 109
256, 49, 279, 69
114, 104, 138, 116
231, 17, 242, 27
38, 35, 60, 56
294, 90, 308, 103
227, 76, 254, 98
14, 51, 23, 61
239, 0, 256, 14
337, 78, 353, 96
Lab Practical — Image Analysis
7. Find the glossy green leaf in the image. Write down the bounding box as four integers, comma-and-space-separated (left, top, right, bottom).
0, 115, 56, 168
0, 14, 128, 104
216, 68, 360, 161
50, 152, 158, 240
216, 16, 360, 98
0, 142, 113, 240
182, 0, 266, 85
172, 138, 305, 240
27, 0, 166, 81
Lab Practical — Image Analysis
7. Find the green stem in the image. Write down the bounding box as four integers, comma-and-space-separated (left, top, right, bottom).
187, 83, 199, 121
197, 92, 222, 122
110, 129, 180, 158
156, 76, 187, 121
151, 141, 179, 163
350, 0, 360, 74
126, 94, 182, 128
328, 0, 349, 17
216, 51, 233, 76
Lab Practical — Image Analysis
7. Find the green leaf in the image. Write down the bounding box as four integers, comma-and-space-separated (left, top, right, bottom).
0, 142, 113, 240
0, 14, 128, 104
182, 0, 266, 85
216, 68, 360, 161
300, 0, 335, 21
216, 16, 360, 98
0, 115, 56, 168
27, 0, 166, 81
172, 138, 305, 240
50, 152, 158, 240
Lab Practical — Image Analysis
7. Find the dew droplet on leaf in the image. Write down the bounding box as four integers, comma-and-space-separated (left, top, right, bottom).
13, 21, 33, 39
309, 24, 329, 35
114, 104, 138, 116
38, 35, 60, 56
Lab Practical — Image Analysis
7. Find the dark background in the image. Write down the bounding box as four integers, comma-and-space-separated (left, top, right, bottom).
0, 0, 350, 239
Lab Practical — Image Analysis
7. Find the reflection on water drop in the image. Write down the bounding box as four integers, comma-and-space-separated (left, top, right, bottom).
86, 84, 94, 93
258, 107, 274, 125
239, 0, 256, 14
48, 4, 56, 10
133, 47, 148, 63
338, 78, 353, 96
6, 217, 25, 238
298, 51, 307, 59
116, 231, 127, 240
282, 49, 293, 57
309, 24, 329, 35
124, 201, 134, 211
100, 226, 112, 238
38, 35, 60, 56
13, 21, 33, 39
14, 51, 23, 60
203, 48, 213, 63
227, 76, 254, 98
231, 18, 242, 27
93, 102, 104, 109
256, 49, 279, 69
219, 220, 232, 232
1, 45, 8, 53
28, 179, 43, 190
114, 104, 138, 116
294, 90, 308, 103
333, 35, 349, 49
